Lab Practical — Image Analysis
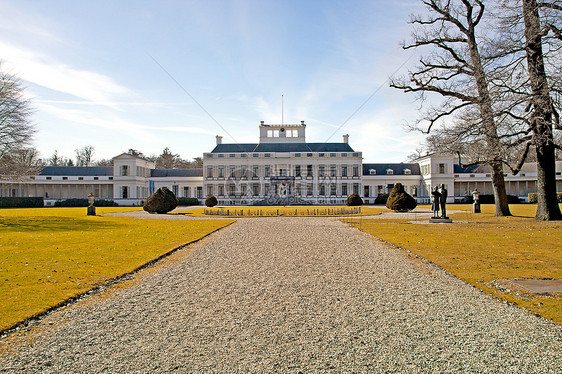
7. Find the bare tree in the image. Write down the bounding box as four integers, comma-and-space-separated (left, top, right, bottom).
75, 146, 95, 167
0, 63, 37, 180
47, 150, 73, 166
391, 0, 513, 216
0, 148, 41, 181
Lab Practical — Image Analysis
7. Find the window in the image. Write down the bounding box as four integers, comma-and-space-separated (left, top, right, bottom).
342, 165, 348, 177
342, 184, 348, 196
319, 153, 325, 157
353, 165, 359, 177
121, 165, 128, 176
306, 153, 313, 157
122, 186, 128, 199
241, 184, 247, 195
78, 177, 83, 180
330, 153, 336, 157
364, 185, 370, 197
295, 153, 301, 157
206, 154, 213, 158
353, 183, 359, 194
341, 153, 347, 157
241, 154, 247, 158
267, 129, 279, 137
252, 184, 260, 196
46, 177, 52, 180
307, 164, 313, 177
319, 165, 325, 177
62, 177, 68, 180
330, 165, 337, 177
218, 166, 224, 178
319, 184, 326, 196
218, 185, 224, 196
386, 169, 394, 175
207, 167, 213, 178
172, 185, 179, 196
307, 183, 313, 196
369, 169, 376, 175
286, 129, 298, 137
229, 166, 235, 178
197, 186, 203, 198
253, 153, 259, 158
264, 153, 271, 158
404, 169, 411, 175
295, 165, 301, 177
93, 177, 99, 180
229, 154, 236, 158
185, 186, 191, 197
439, 163, 446, 174
353, 153, 359, 157
206, 185, 212, 196
253, 165, 259, 178
218, 154, 224, 158
331, 184, 337, 195
265, 165, 271, 177
109, 177, 113, 180
228, 184, 236, 196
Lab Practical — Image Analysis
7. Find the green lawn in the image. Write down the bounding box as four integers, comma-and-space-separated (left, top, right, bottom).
0, 207, 234, 331
344, 204, 562, 324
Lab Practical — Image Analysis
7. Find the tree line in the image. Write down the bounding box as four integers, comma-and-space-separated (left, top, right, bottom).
392, 0, 561, 220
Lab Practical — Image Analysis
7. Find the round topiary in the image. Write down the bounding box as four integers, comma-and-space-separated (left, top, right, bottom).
386, 183, 417, 212
346, 193, 363, 206
143, 187, 178, 214
205, 195, 218, 207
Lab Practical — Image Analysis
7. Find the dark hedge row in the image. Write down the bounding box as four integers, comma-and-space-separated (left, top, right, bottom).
178, 197, 200, 206
54, 199, 118, 207
528, 192, 562, 203
0, 197, 44, 208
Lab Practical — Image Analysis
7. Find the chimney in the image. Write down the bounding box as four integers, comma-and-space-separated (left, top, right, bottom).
216, 135, 223, 145
260, 120, 265, 125
301, 120, 305, 126
343, 134, 349, 143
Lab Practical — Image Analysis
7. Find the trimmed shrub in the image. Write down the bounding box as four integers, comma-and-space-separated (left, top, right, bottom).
386, 183, 417, 212
178, 197, 199, 206
54, 199, 117, 207
0, 197, 44, 208
143, 187, 178, 214
205, 195, 218, 207
346, 193, 363, 206
528, 192, 562, 203
374, 193, 389, 205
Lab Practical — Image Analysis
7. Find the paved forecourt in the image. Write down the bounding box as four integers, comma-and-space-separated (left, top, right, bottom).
1, 217, 561, 372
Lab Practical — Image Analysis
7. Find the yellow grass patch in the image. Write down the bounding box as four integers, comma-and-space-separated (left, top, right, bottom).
344, 204, 562, 324
0, 207, 233, 331
177, 205, 386, 217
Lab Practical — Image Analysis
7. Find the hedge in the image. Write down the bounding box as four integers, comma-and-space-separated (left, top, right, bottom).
178, 197, 200, 206
54, 199, 118, 207
528, 192, 562, 203
374, 193, 389, 205
0, 197, 44, 208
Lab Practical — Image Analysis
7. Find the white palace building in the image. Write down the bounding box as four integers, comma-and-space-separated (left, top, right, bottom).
1, 121, 561, 206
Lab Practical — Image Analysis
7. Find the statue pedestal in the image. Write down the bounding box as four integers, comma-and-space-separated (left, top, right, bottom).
429, 217, 452, 223
87, 206, 96, 216
472, 202, 481, 213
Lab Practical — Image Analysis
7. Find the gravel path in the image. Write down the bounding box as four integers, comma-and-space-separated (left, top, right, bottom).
1, 218, 561, 372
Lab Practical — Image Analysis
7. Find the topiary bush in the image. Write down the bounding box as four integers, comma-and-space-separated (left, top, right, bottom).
143, 187, 178, 214
205, 195, 218, 207
374, 193, 389, 205
346, 193, 363, 206
386, 183, 417, 212
178, 197, 199, 206
527, 192, 562, 203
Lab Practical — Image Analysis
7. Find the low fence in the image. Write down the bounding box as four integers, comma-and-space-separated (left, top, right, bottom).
203, 207, 362, 217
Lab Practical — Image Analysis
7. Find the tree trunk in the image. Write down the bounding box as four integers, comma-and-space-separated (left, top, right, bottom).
491, 161, 512, 216
523, 0, 562, 220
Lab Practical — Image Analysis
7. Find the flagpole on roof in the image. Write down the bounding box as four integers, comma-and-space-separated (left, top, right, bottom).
281, 94, 284, 125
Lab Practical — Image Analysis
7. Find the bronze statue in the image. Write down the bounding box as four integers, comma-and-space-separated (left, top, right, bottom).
431, 186, 441, 217
439, 184, 448, 218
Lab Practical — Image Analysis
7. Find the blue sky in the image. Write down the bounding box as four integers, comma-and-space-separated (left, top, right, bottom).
1, 0, 426, 163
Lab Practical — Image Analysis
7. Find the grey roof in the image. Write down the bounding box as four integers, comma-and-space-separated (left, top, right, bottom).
150, 169, 203, 178
362, 163, 421, 176
210, 143, 355, 153
39, 166, 113, 176
454, 164, 492, 173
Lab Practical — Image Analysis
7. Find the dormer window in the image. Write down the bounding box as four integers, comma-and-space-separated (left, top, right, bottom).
369, 169, 376, 175
267, 130, 279, 137
404, 169, 411, 175
386, 169, 394, 175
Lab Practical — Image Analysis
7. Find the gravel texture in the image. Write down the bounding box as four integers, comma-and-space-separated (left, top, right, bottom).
1, 217, 561, 373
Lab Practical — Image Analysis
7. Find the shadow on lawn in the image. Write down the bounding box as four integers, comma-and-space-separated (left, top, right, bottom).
0, 217, 123, 232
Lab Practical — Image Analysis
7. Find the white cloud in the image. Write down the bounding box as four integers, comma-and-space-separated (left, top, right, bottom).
1, 41, 132, 105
